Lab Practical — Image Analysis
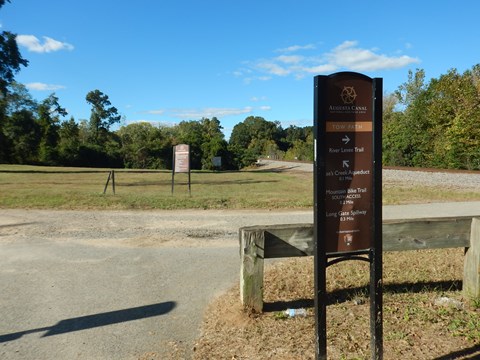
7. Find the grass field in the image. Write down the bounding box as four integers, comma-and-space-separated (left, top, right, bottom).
1, 164, 479, 209
0, 165, 312, 209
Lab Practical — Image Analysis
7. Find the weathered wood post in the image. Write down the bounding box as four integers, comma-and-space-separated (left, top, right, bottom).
103, 170, 115, 194
464, 217, 480, 298
239, 227, 265, 312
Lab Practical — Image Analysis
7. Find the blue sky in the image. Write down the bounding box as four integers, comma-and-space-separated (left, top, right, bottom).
2, 1, 480, 139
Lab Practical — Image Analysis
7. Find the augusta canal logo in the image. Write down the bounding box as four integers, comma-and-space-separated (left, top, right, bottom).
329, 85, 367, 113
341, 86, 357, 104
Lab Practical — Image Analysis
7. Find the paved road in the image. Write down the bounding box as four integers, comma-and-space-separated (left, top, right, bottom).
1, 205, 480, 359
0, 209, 312, 360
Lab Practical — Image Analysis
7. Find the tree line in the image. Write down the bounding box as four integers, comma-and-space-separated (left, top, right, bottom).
0, 81, 313, 170
3, 67, 480, 171
383, 66, 480, 170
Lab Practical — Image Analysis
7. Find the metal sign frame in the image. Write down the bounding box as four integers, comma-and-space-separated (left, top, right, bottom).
313, 72, 383, 360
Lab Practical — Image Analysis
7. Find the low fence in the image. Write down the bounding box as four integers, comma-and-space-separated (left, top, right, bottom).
239, 217, 480, 312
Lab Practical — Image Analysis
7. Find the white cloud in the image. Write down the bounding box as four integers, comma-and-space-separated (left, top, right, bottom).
126, 119, 176, 128
17, 35, 74, 53
276, 55, 304, 64
143, 109, 165, 115
259, 105, 271, 111
326, 40, 419, 71
171, 107, 253, 119
26, 82, 66, 91
256, 61, 290, 76
251, 96, 267, 102
276, 44, 316, 53
238, 40, 420, 81
298, 64, 338, 74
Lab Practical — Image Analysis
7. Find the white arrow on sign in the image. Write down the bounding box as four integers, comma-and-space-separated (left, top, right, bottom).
342, 135, 351, 145
343, 160, 350, 168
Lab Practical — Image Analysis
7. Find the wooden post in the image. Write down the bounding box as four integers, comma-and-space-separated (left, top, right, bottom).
103, 171, 112, 194
239, 228, 265, 312
112, 170, 116, 195
103, 170, 116, 194
464, 217, 480, 298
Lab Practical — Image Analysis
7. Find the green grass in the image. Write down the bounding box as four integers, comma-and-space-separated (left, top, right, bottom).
1, 164, 479, 210
0, 165, 313, 210
383, 183, 480, 204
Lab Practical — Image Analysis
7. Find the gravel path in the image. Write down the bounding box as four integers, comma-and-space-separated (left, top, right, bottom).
257, 159, 480, 189
384, 168, 480, 189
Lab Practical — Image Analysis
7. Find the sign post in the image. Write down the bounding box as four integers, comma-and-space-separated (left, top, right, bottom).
172, 144, 191, 195
314, 72, 382, 359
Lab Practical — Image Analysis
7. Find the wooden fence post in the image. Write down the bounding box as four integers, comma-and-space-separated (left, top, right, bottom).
464, 217, 480, 298
239, 227, 265, 312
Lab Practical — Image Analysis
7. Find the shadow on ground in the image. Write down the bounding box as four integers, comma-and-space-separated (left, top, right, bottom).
263, 279, 462, 312
0, 301, 175, 343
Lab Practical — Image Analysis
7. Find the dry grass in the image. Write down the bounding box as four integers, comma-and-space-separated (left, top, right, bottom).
0, 165, 312, 210
1, 164, 479, 209
382, 179, 480, 205
193, 249, 480, 359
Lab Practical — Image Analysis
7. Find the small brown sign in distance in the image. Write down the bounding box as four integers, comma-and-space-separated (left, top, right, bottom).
174, 144, 190, 173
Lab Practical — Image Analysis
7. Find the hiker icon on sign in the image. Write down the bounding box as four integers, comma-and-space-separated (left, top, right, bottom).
344, 234, 353, 246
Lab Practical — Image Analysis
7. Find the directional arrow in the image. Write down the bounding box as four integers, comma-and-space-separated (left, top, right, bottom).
342, 135, 351, 145
342, 160, 350, 168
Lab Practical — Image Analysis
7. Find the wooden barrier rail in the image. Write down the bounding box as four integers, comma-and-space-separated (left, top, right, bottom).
239, 217, 480, 312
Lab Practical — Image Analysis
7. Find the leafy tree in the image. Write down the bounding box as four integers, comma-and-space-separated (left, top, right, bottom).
427, 66, 480, 169
0, 30, 28, 97
85, 90, 121, 144
166, 118, 236, 170
282, 125, 308, 145
382, 92, 408, 166
0, 82, 37, 161
284, 131, 314, 161
199, 117, 230, 170
58, 117, 81, 166
229, 116, 283, 167
74, 115, 122, 168
0, 0, 29, 161
0, 0, 28, 96
281, 125, 313, 161
3, 109, 40, 163
383, 69, 433, 166
171, 120, 204, 169
3, 82, 37, 115
37, 94, 67, 164
117, 122, 172, 169
384, 65, 480, 170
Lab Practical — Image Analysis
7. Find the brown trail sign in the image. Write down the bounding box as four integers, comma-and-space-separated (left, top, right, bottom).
172, 144, 191, 195
314, 72, 383, 359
